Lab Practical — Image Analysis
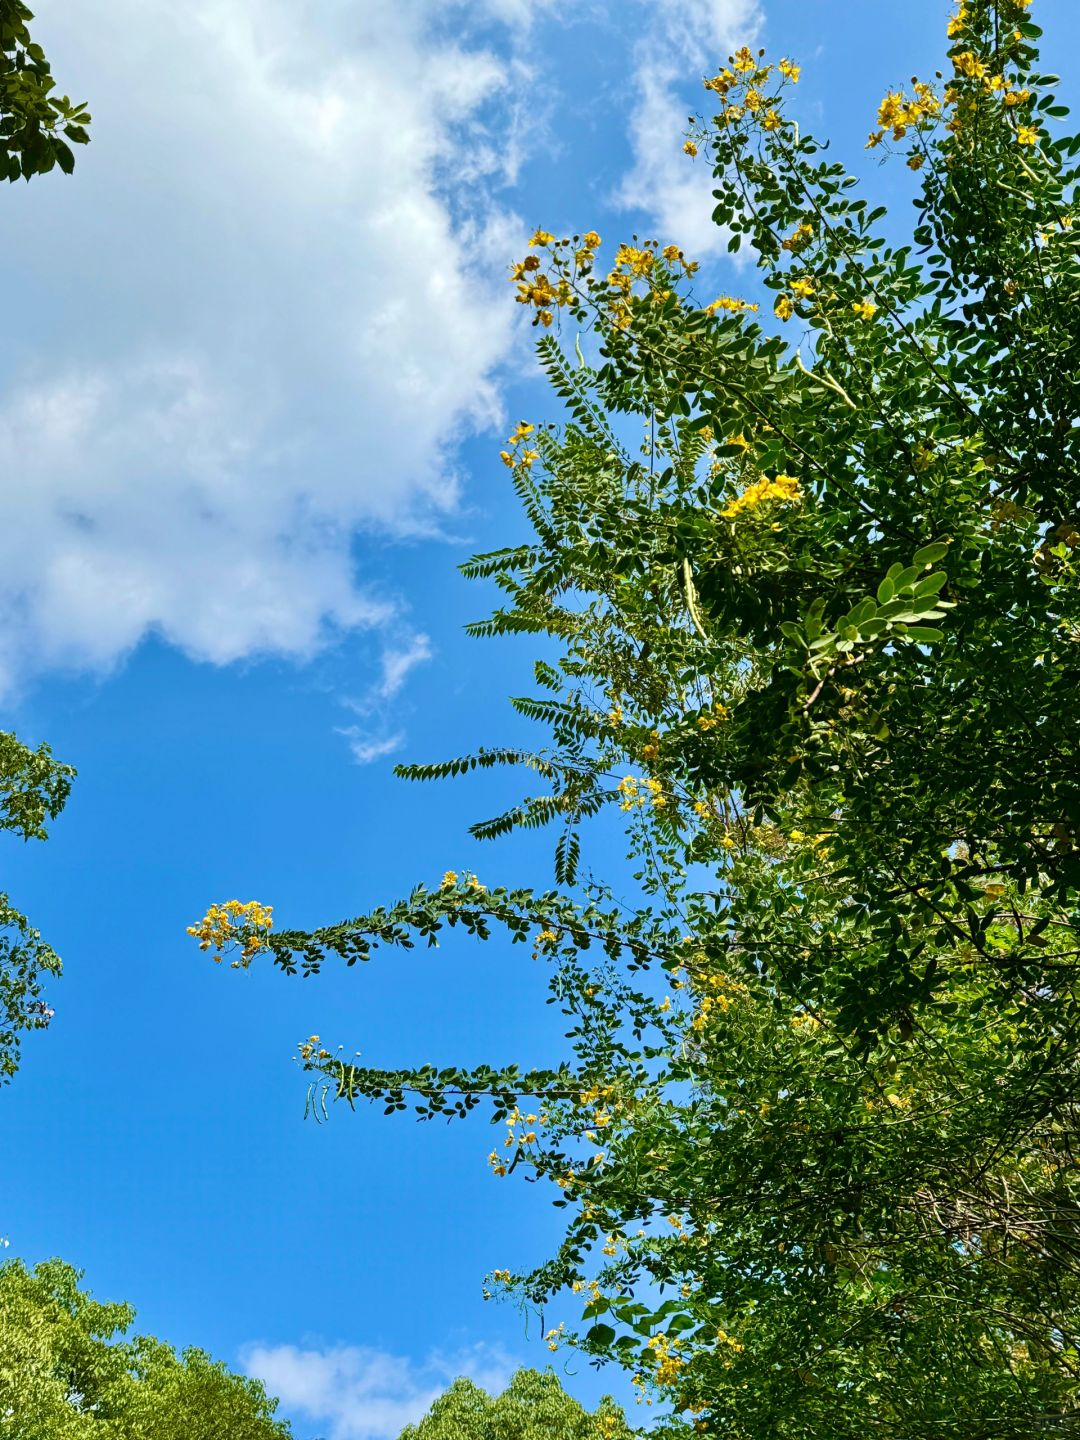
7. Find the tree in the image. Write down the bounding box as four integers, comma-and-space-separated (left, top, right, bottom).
0, 734, 73, 1081
0, 1258, 292, 1438
1, 1, 90, 180
0, 2, 87, 1082
397, 1368, 635, 1440
198, 2, 1080, 1435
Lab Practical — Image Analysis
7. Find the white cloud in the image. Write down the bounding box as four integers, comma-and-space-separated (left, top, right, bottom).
0, 0, 533, 695
337, 729, 405, 766
243, 1340, 515, 1440
616, 0, 763, 255
376, 634, 434, 703
332, 631, 432, 763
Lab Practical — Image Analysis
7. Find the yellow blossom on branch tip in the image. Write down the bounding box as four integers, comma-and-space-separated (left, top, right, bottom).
705, 295, 758, 315
852, 299, 878, 319
529, 229, 555, 247
779, 57, 800, 82
732, 45, 756, 72
683, 140, 698, 156
1017, 125, 1038, 146
775, 295, 794, 321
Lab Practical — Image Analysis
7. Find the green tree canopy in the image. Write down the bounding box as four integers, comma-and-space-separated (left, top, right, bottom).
0, 732, 73, 1080
1, 1, 89, 180
201, 1, 1080, 1435
398, 1368, 635, 1440
0, 1258, 291, 1438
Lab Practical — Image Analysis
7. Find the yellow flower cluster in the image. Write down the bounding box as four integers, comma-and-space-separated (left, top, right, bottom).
704, 295, 758, 316
781, 221, 813, 253
790, 1011, 823, 1032
645, 1332, 686, 1388
721, 473, 800, 520
953, 50, 986, 80
868, 81, 941, 147
601, 237, 696, 329
852, 299, 878, 320
297, 1033, 331, 1062
439, 870, 485, 894
696, 702, 728, 732
499, 419, 540, 471
187, 899, 273, 967
510, 229, 575, 326
701, 50, 797, 142
617, 775, 666, 811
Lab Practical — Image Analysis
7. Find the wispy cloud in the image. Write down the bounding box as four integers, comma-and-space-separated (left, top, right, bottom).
376, 634, 434, 703
333, 630, 434, 763
616, 0, 763, 256
243, 1340, 516, 1440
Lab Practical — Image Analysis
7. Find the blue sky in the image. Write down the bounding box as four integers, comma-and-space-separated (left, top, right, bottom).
4, 2, 1079, 1435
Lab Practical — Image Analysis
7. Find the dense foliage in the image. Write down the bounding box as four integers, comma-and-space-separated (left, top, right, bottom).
202, 2, 1080, 1435
0, 731, 72, 1080
398, 1368, 634, 1440
0, 1, 89, 181
0, 1259, 291, 1437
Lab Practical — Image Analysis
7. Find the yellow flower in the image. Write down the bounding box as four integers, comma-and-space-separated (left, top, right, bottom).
1017, 124, 1038, 146
683, 139, 698, 156
781, 221, 813, 252
946, 5, 967, 38
582, 229, 601, 247
529, 228, 555, 247
953, 50, 987, 80
732, 45, 756, 73
774, 295, 794, 321
852, 299, 878, 320
762, 109, 781, 131
508, 421, 534, 443
790, 277, 815, 299
745, 87, 762, 112
779, 57, 800, 81
703, 68, 735, 96
1004, 88, 1031, 106
441, 870, 458, 888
